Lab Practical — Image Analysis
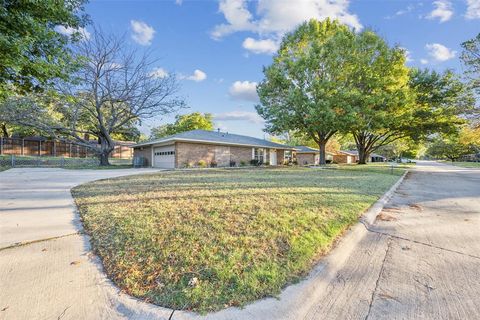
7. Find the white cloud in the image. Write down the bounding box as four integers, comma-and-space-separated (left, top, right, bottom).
150, 67, 169, 79
425, 43, 456, 61
54, 25, 90, 40
214, 111, 264, 124
399, 47, 414, 62
465, 0, 480, 19
242, 37, 278, 54
211, 0, 362, 44
229, 81, 258, 101
130, 20, 155, 46
181, 69, 207, 82
426, 0, 454, 22
420, 59, 429, 65
175, 0, 183, 5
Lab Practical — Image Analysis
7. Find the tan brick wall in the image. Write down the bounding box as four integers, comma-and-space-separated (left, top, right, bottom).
297, 153, 315, 165
277, 149, 285, 164
133, 146, 152, 166
175, 142, 253, 167
230, 146, 253, 165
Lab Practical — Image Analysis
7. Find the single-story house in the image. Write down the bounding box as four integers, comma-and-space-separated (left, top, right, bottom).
333, 150, 386, 163
132, 129, 296, 168
294, 146, 334, 165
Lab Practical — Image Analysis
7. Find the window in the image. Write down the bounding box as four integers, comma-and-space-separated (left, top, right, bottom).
253, 148, 265, 163
155, 151, 175, 156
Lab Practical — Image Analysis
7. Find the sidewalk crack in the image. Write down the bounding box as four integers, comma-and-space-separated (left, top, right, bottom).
0, 232, 81, 251
364, 237, 391, 320
361, 221, 480, 260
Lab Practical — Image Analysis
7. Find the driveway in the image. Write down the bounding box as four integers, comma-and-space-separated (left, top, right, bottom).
0, 168, 173, 320
1, 162, 479, 320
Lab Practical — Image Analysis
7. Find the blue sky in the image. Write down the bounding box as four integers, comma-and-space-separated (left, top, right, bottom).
75, 0, 479, 138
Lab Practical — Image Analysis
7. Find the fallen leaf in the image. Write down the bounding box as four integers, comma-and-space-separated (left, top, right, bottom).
70, 261, 81, 266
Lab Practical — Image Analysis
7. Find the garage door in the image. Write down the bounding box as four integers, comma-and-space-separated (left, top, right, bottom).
153, 145, 175, 168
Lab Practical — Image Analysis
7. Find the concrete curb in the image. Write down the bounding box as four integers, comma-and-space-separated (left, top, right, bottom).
171, 170, 409, 320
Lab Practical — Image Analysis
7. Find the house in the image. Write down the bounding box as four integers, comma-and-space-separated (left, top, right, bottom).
294, 146, 334, 165
132, 129, 296, 168
333, 150, 386, 163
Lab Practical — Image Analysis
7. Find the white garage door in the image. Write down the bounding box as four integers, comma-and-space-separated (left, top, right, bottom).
153, 145, 175, 168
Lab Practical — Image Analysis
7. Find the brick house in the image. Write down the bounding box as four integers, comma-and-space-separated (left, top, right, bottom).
332, 150, 386, 163
132, 129, 296, 168
294, 146, 334, 165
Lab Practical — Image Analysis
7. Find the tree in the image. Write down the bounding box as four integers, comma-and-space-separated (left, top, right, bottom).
346, 31, 413, 164
460, 33, 480, 125
150, 112, 213, 139
256, 19, 357, 165
426, 126, 479, 161
5, 28, 185, 165
0, 0, 88, 97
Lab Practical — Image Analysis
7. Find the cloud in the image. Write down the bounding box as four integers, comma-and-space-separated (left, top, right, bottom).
426, 0, 453, 22
420, 59, 429, 65
54, 25, 90, 40
229, 81, 259, 101
399, 47, 414, 62
211, 0, 362, 45
180, 69, 207, 82
130, 20, 155, 45
465, 0, 480, 19
425, 43, 456, 61
242, 37, 278, 54
214, 111, 264, 124
150, 67, 168, 79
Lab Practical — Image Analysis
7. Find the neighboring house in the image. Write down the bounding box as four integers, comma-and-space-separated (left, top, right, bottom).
132, 129, 296, 168
333, 150, 386, 163
294, 146, 334, 165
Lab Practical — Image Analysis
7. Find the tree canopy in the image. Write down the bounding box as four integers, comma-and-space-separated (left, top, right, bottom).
256, 19, 357, 164
0, 0, 88, 97
150, 112, 214, 139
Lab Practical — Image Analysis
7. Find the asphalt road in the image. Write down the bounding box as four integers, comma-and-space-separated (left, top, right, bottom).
1, 162, 479, 320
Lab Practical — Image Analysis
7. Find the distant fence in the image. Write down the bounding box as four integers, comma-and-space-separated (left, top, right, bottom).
0, 137, 133, 159
0, 155, 99, 168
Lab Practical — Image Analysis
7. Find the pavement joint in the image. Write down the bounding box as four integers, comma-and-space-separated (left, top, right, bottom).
364, 236, 392, 320
0, 232, 81, 252
361, 222, 480, 260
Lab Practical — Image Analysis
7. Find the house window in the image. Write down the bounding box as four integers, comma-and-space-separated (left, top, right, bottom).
284, 150, 293, 163
253, 148, 265, 163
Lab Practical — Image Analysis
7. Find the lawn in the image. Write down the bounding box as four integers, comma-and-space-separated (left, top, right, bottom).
447, 161, 480, 168
72, 165, 405, 313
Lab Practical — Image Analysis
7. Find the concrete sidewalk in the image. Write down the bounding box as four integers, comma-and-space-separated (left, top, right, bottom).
1, 162, 479, 320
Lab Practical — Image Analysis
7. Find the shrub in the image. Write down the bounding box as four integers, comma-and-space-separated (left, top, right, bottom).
183, 162, 192, 168
326, 159, 332, 164
250, 159, 259, 166
198, 160, 207, 168
229, 160, 236, 167
240, 160, 246, 167
264, 161, 270, 166
210, 160, 217, 168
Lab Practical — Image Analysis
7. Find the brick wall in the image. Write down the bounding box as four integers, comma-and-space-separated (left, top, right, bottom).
297, 153, 315, 165
133, 146, 152, 166
230, 146, 253, 165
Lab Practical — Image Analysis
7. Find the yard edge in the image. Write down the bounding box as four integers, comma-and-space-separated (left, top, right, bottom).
171, 169, 410, 320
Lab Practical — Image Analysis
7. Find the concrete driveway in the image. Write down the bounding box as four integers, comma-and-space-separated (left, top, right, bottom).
0, 168, 173, 320
1, 162, 479, 320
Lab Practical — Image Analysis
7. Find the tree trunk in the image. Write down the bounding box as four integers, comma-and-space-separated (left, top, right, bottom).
318, 140, 327, 165
1, 123, 9, 137
98, 136, 114, 166
357, 144, 369, 164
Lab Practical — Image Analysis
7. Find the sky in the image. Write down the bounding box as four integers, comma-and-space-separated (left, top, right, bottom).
65, 0, 480, 139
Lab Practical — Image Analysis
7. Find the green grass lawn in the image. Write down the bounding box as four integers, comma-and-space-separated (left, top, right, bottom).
446, 161, 480, 168
72, 165, 405, 313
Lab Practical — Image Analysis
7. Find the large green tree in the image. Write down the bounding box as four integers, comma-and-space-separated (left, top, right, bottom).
346, 31, 413, 164
150, 112, 214, 139
0, 0, 88, 96
256, 19, 357, 164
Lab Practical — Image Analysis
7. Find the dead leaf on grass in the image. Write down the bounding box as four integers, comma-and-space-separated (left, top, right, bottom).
70, 261, 81, 266
378, 292, 400, 302
41, 248, 47, 252
376, 212, 397, 222
1, 306, 8, 312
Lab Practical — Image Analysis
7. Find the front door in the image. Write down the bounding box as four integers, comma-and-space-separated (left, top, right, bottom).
269, 149, 277, 166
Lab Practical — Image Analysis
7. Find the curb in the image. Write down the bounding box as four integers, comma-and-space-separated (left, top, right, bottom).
172, 170, 409, 320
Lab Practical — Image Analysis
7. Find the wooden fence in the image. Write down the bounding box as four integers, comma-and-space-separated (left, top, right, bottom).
0, 137, 133, 159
